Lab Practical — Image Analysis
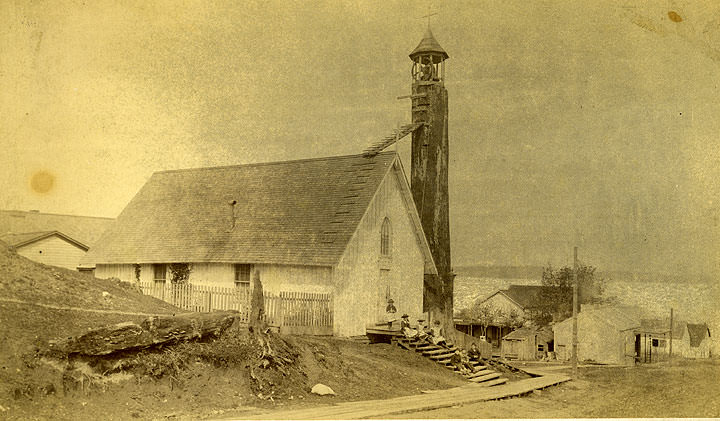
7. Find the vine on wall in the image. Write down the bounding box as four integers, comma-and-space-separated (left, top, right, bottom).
169, 263, 192, 284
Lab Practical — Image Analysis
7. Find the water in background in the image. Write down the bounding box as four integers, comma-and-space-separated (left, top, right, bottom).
454, 276, 720, 335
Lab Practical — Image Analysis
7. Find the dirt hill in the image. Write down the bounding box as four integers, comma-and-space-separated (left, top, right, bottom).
0, 242, 468, 420
0, 241, 182, 411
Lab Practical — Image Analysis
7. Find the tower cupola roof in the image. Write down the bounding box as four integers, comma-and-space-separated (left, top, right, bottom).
409, 27, 449, 61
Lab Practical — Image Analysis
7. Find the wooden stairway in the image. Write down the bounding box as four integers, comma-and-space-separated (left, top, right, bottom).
392, 336, 508, 386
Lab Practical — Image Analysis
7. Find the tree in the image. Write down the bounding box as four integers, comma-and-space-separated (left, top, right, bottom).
468, 302, 501, 337
503, 309, 526, 330
531, 263, 606, 325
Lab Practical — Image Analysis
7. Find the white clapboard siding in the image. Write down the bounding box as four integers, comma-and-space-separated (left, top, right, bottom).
16, 235, 88, 270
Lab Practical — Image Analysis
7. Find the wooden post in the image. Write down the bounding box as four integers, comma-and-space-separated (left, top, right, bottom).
669, 307, 674, 361
572, 246, 578, 378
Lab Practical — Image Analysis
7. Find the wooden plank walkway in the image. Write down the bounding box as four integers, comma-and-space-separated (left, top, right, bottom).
243, 374, 570, 420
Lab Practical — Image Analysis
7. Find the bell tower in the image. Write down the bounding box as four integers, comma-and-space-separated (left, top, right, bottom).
409, 27, 454, 330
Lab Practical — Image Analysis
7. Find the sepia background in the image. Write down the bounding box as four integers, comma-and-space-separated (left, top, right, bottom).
1, 0, 719, 279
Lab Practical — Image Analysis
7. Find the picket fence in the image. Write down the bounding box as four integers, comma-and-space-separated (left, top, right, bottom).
138, 281, 333, 335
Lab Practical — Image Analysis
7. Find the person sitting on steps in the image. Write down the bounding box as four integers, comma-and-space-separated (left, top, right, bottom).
400, 314, 427, 341
451, 349, 473, 375
428, 320, 448, 348
461, 349, 478, 373
468, 342, 482, 361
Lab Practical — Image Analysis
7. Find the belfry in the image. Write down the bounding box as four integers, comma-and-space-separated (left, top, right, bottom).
408, 27, 454, 329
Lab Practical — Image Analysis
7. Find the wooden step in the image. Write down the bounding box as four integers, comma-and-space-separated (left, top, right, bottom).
415, 344, 436, 351
480, 377, 508, 387
422, 347, 456, 356
468, 372, 501, 383
436, 358, 451, 365
464, 369, 493, 378
429, 353, 454, 361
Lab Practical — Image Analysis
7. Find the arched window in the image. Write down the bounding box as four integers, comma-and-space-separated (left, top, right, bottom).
380, 218, 392, 256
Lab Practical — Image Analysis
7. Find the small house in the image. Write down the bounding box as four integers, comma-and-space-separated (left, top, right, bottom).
501, 326, 554, 360
82, 152, 437, 337
456, 285, 545, 350
554, 305, 643, 366
637, 319, 713, 361
0, 210, 113, 270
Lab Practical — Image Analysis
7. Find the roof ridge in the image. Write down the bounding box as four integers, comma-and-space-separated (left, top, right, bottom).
1, 230, 56, 236
155, 151, 397, 175
0, 210, 114, 220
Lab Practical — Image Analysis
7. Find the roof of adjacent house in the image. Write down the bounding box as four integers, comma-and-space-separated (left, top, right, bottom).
640, 318, 687, 338
585, 306, 642, 331
555, 305, 643, 332
686, 323, 710, 347
503, 326, 554, 343
0, 230, 89, 250
481, 285, 545, 310
503, 285, 544, 309
82, 152, 436, 271
0, 210, 113, 248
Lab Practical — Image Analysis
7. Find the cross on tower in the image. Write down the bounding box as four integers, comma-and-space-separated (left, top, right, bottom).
419, 4, 438, 28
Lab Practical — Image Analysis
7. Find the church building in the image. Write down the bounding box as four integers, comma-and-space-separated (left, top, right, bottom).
84, 28, 454, 337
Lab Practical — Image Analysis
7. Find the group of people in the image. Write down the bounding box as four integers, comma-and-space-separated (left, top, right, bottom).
451, 343, 483, 375
396, 306, 485, 375
399, 313, 448, 347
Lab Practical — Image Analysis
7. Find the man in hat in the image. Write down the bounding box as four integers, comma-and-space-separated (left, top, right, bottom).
468, 342, 482, 361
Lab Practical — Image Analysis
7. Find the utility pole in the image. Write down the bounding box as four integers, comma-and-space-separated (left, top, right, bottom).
669, 307, 674, 361
572, 246, 578, 378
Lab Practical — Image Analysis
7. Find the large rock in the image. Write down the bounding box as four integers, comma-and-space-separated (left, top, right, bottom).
311, 383, 336, 396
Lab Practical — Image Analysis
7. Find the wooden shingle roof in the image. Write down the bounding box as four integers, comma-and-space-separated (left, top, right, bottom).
0, 231, 88, 250
0, 210, 112, 247
83, 152, 426, 267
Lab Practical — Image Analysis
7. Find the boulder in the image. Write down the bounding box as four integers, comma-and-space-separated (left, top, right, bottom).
311, 383, 336, 396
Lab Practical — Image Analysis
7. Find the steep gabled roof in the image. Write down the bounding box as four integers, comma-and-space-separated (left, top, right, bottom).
82, 152, 436, 272
502, 285, 545, 310
686, 323, 710, 347
0, 231, 88, 250
0, 210, 113, 247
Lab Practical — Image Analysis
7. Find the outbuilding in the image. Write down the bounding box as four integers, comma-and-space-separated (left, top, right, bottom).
501, 326, 554, 360
554, 305, 643, 366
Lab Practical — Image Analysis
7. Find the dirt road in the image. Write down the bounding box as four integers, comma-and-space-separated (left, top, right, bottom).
386, 360, 720, 419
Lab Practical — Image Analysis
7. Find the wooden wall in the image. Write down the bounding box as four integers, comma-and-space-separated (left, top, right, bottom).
333, 166, 425, 337
96, 262, 332, 294
554, 314, 636, 365
16, 235, 88, 270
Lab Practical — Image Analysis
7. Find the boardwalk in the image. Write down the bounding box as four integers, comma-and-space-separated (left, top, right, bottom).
236, 373, 570, 420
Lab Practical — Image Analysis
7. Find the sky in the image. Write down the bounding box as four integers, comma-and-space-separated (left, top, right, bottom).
1, 0, 719, 279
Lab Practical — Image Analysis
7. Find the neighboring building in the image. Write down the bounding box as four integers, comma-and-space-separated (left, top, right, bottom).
639, 319, 713, 360
481, 285, 544, 319
82, 152, 437, 337
0, 210, 113, 270
501, 326, 554, 361
455, 285, 545, 350
0, 231, 89, 271
554, 305, 644, 366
